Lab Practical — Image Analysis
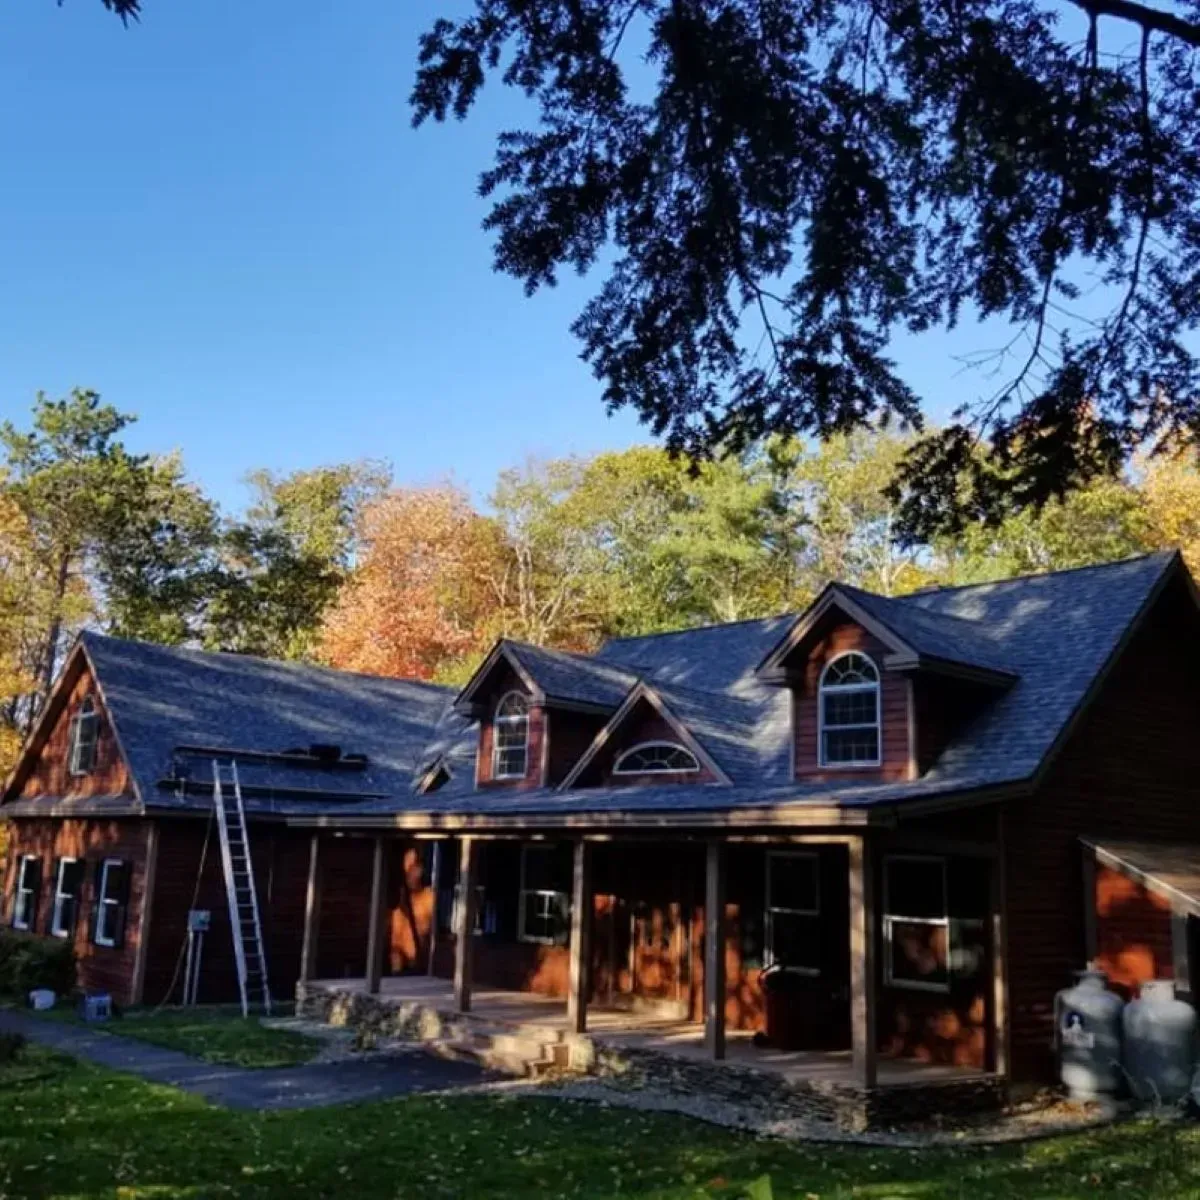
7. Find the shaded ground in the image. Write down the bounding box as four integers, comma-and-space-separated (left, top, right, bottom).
1, 1045, 1200, 1199
0, 1007, 496, 1111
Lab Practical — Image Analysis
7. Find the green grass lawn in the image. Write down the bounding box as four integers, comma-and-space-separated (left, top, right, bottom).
1, 1046, 1199, 1199
28, 1004, 319, 1068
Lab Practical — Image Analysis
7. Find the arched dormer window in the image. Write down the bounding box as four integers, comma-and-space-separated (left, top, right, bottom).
492, 691, 530, 780
613, 742, 700, 776
818, 652, 881, 767
68, 697, 99, 777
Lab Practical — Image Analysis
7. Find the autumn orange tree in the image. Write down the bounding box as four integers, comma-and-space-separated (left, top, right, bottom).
319, 485, 503, 681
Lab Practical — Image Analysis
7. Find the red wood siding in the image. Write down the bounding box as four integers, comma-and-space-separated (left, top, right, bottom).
1093, 863, 1175, 996
143, 819, 310, 1006
14, 661, 132, 802
475, 664, 546, 788
1004, 573, 1200, 1079
2, 818, 150, 1005
792, 618, 911, 782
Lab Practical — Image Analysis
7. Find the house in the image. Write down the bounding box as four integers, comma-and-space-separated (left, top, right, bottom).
5, 550, 1200, 1125
0, 635, 451, 1007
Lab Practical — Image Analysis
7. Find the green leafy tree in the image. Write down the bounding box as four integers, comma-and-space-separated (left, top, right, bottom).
778, 432, 937, 598
204, 462, 390, 660
413, 0, 1200, 537
0, 391, 217, 719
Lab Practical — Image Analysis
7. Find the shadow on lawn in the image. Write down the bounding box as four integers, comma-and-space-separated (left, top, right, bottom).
2, 1052, 1199, 1198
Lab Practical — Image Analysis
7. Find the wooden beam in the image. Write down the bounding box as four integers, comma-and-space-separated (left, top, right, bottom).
453, 837, 478, 1012
567, 840, 592, 1033
129, 821, 160, 1006
426, 839, 443, 977
991, 814, 1011, 1078
1081, 841, 1098, 964
299, 833, 322, 985
365, 835, 388, 995
1171, 913, 1192, 1001
704, 839, 726, 1060
848, 835, 877, 1087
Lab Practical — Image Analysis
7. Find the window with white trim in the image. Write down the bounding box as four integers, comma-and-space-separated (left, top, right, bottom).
765, 852, 821, 974
517, 843, 571, 945
884, 856, 951, 992
94, 858, 129, 948
492, 691, 529, 780
613, 741, 700, 775
818, 652, 881, 767
11, 855, 41, 931
50, 857, 84, 939
68, 697, 99, 776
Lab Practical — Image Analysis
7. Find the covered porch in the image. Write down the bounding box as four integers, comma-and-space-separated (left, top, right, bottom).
300, 973, 991, 1088
292, 819, 1009, 1100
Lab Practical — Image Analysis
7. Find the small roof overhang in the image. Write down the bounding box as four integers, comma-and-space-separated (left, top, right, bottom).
1082, 837, 1200, 918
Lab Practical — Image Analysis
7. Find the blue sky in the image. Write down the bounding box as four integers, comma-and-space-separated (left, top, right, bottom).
0, 0, 976, 514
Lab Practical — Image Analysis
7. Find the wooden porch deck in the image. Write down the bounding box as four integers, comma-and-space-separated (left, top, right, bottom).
307, 975, 987, 1087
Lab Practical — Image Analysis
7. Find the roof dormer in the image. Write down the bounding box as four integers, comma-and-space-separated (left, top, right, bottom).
454, 639, 637, 789
758, 584, 1018, 783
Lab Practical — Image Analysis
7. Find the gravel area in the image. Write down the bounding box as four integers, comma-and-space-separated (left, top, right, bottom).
525, 1075, 1125, 1148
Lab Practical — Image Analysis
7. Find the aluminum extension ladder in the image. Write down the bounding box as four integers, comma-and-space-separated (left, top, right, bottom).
212, 760, 272, 1017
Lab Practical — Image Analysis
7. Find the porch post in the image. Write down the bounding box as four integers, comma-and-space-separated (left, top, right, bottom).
426, 840, 443, 977
453, 837, 478, 1012
567, 840, 592, 1033
848, 834, 878, 1087
992, 814, 1011, 1076
704, 839, 727, 1060
365, 835, 388, 995
299, 833, 322, 986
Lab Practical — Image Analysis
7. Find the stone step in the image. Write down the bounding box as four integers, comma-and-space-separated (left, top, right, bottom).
434, 1036, 560, 1079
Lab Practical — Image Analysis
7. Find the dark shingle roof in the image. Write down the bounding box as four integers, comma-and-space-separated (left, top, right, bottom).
8, 552, 1182, 826
834, 584, 1018, 677
503, 640, 638, 710
76, 633, 453, 814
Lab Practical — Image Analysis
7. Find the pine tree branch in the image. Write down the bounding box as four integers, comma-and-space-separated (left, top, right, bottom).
1062, 0, 1200, 49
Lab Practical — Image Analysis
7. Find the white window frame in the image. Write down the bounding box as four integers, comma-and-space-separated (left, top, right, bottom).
94, 858, 126, 948
12, 855, 39, 931
883, 854, 952, 994
491, 691, 530, 781
68, 697, 99, 777
764, 851, 822, 977
817, 651, 882, 769
450, 883, 487, 937
612, 741, 701, 776
517, 844, 569, 946
50, 857, 81, 939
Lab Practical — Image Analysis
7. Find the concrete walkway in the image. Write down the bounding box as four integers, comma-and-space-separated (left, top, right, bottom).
0, 1007, 497, 1111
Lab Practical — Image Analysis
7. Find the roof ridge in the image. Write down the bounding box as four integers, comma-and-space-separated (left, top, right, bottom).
600, 611, 794, 648
506, 638, 638, 677
81, 630, 456, 696
903, 550, 1176, 599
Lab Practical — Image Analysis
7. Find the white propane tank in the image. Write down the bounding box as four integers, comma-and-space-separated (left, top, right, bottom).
1055, 968, 1124, 1098
1122, 980, 1197, 1105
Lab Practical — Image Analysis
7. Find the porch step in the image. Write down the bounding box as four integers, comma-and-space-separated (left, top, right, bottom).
427, 1021, 571, 1079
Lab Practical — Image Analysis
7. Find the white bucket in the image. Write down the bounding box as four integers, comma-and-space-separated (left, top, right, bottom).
28, 989, 56, 1011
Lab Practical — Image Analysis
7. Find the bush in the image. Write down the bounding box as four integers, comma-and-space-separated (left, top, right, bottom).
0, 1031, 26, 1064
0, 930, 75, 1000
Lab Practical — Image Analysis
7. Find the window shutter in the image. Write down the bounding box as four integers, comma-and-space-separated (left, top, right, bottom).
47, 858, 62, 934
87, 860, 101, 945
27, 858, 42, 932
111, 862, 132, 949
